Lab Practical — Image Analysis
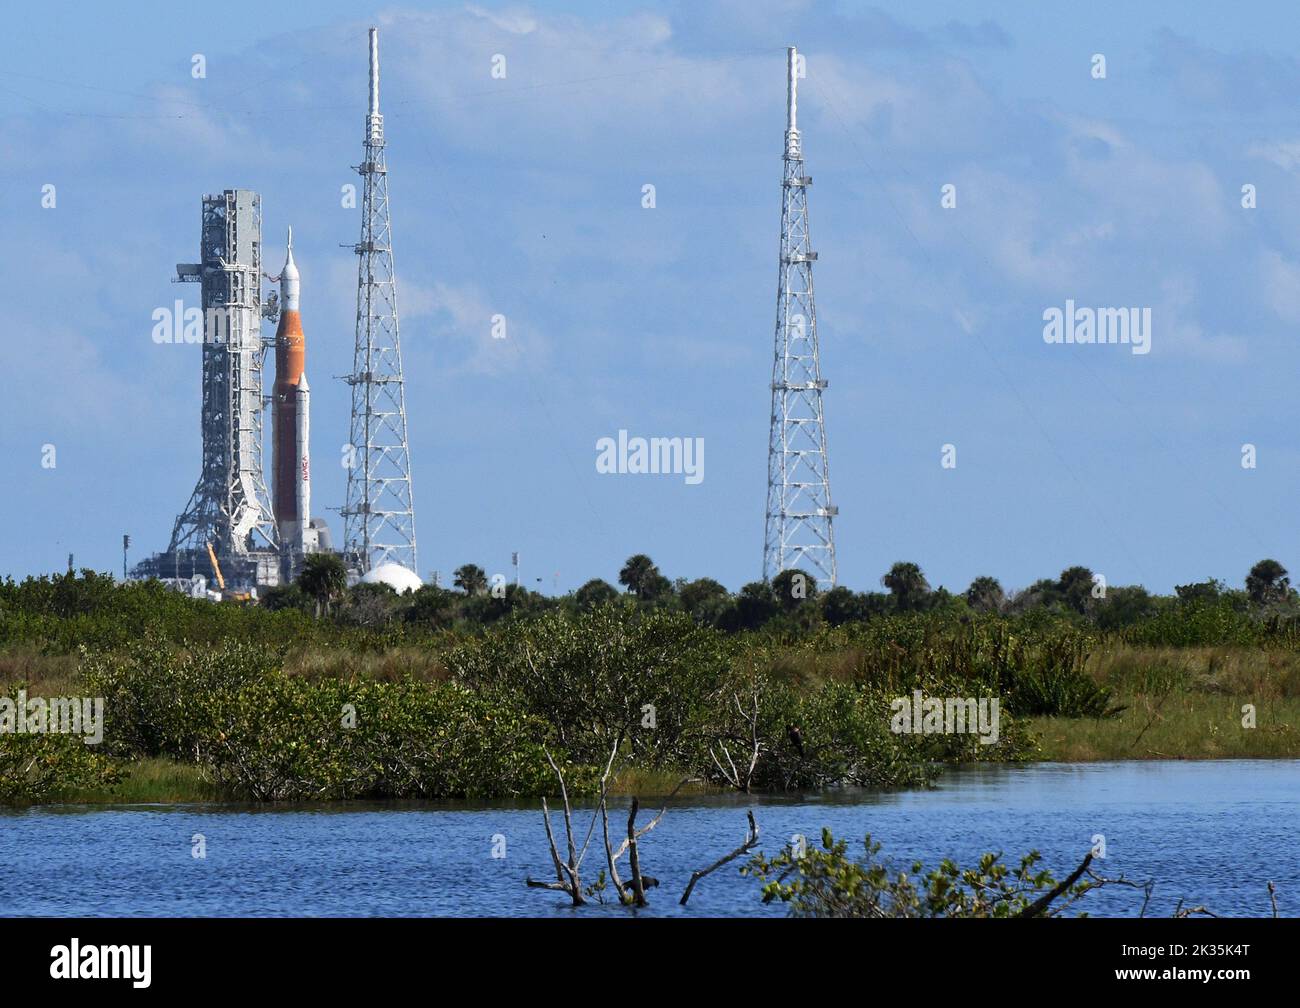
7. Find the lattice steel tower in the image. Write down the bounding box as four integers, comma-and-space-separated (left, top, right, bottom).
170, 190, 279, 563
342, 27, 418, 575
763, 46, 837, 588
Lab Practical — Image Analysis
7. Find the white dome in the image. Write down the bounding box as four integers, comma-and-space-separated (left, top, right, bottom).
359, 562, 422, 594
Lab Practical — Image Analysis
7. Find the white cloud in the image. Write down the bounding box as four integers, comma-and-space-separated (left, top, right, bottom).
1260, 250, 1300, 324
1246, 140, 1300, 172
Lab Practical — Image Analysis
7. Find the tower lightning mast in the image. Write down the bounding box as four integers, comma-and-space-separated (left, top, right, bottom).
342, 27, 419, 575
763, 46, 838, 589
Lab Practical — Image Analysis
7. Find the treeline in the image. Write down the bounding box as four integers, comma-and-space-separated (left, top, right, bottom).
264, 553, 1300, 648
3, 555, 1300, 654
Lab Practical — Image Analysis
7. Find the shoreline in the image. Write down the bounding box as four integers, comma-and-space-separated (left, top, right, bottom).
23, 732, 1298, 808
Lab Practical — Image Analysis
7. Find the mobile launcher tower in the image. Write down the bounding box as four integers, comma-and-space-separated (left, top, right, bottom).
134, 190, 303, 592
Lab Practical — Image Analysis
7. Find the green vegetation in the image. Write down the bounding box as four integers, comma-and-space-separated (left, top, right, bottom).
743, 828, 1096, 918
742, 826, 1277, 918
1032, 643, 1299, 760
0, 731, 120, 805
1, 554, 1297, 805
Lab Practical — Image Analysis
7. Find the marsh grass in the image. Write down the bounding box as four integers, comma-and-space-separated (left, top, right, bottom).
0, 648, 79, 696
609, 766, 717, 797
56, 757, 230, 804
1086, 645, 1300, 699
1032, 645, 1300, 759
1029, 695, 1299, 760
281, 646, 450, 683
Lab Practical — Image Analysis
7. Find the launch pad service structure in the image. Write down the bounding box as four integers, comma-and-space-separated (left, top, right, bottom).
133, 194, 330, 592
132, 189, 284, 591
132, 32, 424, 595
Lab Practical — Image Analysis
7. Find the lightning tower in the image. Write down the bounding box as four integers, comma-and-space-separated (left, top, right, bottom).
343, 27, 419, 575
763, 46, 838, 588
168, 189, 280, 584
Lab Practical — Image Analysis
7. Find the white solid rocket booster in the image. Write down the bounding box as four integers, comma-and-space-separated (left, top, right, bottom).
295, 373, 310, 549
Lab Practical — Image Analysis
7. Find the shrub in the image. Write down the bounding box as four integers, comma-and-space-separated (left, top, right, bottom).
0, 730, 121, 805
188, 674, 563, 801
743, 828, 1091, 918
447, 605, 732, 767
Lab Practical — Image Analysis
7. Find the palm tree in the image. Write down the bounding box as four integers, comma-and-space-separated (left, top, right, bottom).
297, 553, 347, 618
736, 580, 778, 629
965, 576, 1004, 614
618, 554, 658, 598
453, 563, 489, 596
1057, 566, 1097, 613
1246, 559, 1289, 606
882, 562, 930, 612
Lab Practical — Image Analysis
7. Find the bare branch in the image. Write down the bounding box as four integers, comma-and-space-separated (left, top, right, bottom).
1015, 852, 1093, 919
681, 810, 760, 905
525, 879, 569, 891
576, 734, 622, 868
538, 797, 568, 887
1083, 869, 1155, 918
532, 749, 585, 904
626, 798, 648, 906
600, 790, 626, 900
708, 743, 741, 790
609, 778, 689, 861
1174, 904, 1221, 919
543, 748, 578, 870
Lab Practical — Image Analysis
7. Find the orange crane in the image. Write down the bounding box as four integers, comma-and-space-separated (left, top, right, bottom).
205, 542, 225, 592
205, 542, 252, 602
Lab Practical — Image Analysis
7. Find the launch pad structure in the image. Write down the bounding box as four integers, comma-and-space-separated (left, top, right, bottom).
134, 189, 283, 589
133, 29, 415, 595
130, 39, 841, 599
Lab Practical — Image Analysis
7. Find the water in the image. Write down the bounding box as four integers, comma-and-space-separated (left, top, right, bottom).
1, 761, 1294, 917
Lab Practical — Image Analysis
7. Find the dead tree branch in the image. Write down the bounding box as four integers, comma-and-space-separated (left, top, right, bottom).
1015, 852, 1093, 918
708, 689, 763, 793
525, 739, 622, 906
680, 810, 760, 905
626, 798, 648, 906
601, 779, 689, 905
1075, 868, 1155, 917
1174, 904, 1221, 918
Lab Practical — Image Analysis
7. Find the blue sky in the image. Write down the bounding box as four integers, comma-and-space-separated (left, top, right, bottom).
4, 1, 1300, 596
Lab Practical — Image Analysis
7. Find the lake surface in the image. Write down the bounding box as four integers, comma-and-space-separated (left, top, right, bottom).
1, 761, 1294, 917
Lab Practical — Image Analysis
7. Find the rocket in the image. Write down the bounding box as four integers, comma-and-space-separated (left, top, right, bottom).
270, 227, 313, 572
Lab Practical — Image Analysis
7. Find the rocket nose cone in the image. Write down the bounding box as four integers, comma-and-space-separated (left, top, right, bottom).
280, 225, 301, 309
297, 374, 310, 393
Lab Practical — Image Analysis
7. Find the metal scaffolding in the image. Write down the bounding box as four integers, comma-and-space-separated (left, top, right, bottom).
342, 27, 418, 576
168, 189, 279, 571
763, 46, 838, 589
